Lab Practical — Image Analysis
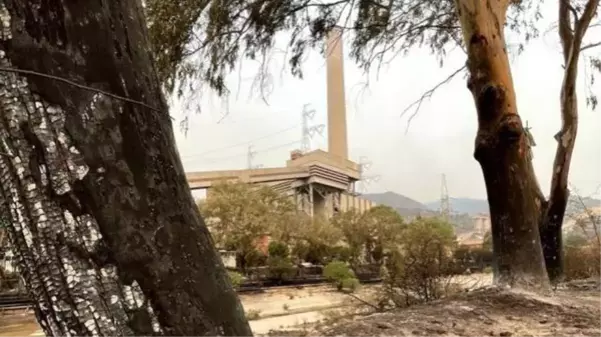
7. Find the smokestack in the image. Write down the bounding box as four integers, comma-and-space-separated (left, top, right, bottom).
326, 27, 348, 160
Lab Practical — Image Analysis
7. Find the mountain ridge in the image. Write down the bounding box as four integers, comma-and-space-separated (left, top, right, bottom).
364, 191, 601, 216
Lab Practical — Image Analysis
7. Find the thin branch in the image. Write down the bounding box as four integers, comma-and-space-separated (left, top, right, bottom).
581, 41, 601, 51
344, 291, 381, 311
568, 183, 601, 247
400, 64, 467, 134
573, 0, 600, 43
0, 66, 168, 116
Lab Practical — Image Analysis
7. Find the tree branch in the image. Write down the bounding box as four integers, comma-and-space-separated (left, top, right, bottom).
581, 41, 601, 51
400, 64, 467, 134
344, 291, 382, 311
559, 0, 575, 61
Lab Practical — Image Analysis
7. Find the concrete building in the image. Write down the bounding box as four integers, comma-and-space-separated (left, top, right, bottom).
185, 28, 375, 218
472, 213, 490, 235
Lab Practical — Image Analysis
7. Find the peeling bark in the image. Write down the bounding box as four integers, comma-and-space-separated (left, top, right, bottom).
453, 0, 549, 289
540, 0, 599, 284
0, 1, 251, 336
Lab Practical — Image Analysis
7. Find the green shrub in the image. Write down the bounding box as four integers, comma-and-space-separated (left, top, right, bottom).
227, 270, 244, 288
323, 260, 359, 292
243, 249, 267, 269
268, 241, 290, 258
381, 217, 456, 307
267, 256, 296, 282
340, 277, 360, 292
483, 266, 493, 274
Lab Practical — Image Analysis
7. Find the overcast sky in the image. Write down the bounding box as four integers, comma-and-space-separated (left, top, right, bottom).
171, 2, 601, 203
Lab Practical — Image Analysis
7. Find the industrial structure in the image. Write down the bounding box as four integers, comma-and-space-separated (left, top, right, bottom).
185, 28, 376, 217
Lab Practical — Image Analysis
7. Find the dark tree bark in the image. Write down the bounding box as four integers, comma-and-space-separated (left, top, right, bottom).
540, 0, 599, 284
0, 0, 251, 336
454, 0, 550, 289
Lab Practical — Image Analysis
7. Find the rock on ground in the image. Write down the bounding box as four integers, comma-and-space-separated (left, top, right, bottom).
304, 281, 600, 337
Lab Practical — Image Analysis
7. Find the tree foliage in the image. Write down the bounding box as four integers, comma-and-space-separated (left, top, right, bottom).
323, 260, 359, 292
332, 205, 404, 265
145, 0, 541, 96
200, 181, 298, 267
290, 216, 344, 264
381, 217, 457, 306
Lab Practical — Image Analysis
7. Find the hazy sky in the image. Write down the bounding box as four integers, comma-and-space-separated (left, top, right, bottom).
171, 2, 601, 203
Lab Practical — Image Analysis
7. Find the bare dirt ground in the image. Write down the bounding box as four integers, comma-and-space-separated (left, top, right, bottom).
293, 279, 601, 337
0, 274, 493, 336
0, 312, 38, 337
1, 276, 597, 337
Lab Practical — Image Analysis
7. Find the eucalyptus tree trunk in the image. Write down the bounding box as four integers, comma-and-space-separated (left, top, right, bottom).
0, 1, 251, 336
540, 0, 599, 283
453, 0, 550, 289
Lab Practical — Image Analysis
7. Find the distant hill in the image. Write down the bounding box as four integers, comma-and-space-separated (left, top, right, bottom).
424, 196, 601, 216
362, 192, 478, 234
363, 191, 427, 210
425, 198, 489, 215
362, 191, 435, 217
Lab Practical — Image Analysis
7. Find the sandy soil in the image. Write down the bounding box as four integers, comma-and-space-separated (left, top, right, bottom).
0, 274, 493, 336
0, 312, 39, 337
306, 280, 601, 337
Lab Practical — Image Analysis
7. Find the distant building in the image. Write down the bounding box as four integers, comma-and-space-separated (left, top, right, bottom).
471, 213, 490, 235
218, 250, 237, 269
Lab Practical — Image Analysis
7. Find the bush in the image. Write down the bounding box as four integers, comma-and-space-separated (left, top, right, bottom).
292, 241, 333, 265
340, 277, 360, 292
268, 241, 289, 258
241, 249, 267, 269
227, 270, 244, 288
323, 260, 359, 292
380, 217, 456, 307
267, 256, 296, 283
330, 246, 352, 263
564, 241, 600, 281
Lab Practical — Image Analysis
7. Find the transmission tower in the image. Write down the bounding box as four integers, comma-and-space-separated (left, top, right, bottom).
247, 145, 257, 169
358, 156, 380, 193
301, 104, 325, 153
246, 144, 264, 169
440, 173, 451, 220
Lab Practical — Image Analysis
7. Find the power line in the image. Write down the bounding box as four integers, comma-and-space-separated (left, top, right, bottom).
0, 66, 165, 115
183, 140, 301, 165
180, 124, 299, 159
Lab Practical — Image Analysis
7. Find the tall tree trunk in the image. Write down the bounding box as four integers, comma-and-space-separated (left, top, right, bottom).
454, 0, 549, 289
0, 1, 252, 336
541, 0, 599, 284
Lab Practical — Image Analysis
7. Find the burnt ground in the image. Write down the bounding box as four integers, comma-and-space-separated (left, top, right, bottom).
270, 279, 601, 337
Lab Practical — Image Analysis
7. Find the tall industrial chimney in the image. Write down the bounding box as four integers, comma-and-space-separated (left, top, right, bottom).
326, 27, 349, 160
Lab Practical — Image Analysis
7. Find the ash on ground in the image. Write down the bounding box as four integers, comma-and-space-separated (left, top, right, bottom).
267, 279, 601, 337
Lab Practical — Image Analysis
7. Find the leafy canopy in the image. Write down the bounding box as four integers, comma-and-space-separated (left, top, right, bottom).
331, 205, 404, 264
146, 0, 541, 96
199, 181, 298, 253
